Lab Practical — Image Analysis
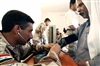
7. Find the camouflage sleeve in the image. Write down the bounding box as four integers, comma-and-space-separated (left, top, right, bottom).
35, 45, 45, 51
22, 42, 46, 56
35, 51, 61, 66
32, 45, 45, 55
39, 23, 46, 34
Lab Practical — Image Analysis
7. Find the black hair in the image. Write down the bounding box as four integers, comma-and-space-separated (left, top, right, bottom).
56, 28, 59, 30
70, 0, 76, 8
44, 18, 51, 22
63, 28, 67, 33
1, 10, 34, 32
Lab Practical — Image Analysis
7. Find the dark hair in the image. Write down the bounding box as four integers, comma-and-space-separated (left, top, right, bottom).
56, 28, 59, 30
44, 18, 51, 22
70, 0, 76, 8
63, 28, 67, 33
1, 10, 34, 32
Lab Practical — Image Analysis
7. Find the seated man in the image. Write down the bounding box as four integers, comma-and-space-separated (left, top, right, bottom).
56, 28, 62, 43
0, 10, 61, 66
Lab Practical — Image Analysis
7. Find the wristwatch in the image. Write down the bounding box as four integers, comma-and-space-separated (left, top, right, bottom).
86, 61, 90, 66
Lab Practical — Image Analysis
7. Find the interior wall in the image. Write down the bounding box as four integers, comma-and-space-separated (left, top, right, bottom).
0, 1, 41, 35
41, 12, 66, 33
41, 12, 87, 34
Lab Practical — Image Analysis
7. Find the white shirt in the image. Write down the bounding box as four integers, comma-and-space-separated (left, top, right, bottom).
64, 9, 79, 29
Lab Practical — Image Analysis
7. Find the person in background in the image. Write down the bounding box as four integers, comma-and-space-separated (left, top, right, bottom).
33, 18, 51, 45
62, 28, 68, 38
64, 0, 79, 34
32, 18, 51, 61
0, 10, 61, 66
59, 0, 100, 66
63, 0, 79, 56
56, 28, 62, 43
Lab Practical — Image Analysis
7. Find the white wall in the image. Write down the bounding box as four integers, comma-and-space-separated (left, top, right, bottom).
41, 12, 66, 33
0, 0, 41, 34
41, 12, 87, 34
0, 1, 86, 34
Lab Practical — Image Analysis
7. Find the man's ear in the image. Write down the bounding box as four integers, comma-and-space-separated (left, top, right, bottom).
12, 25, 20, 34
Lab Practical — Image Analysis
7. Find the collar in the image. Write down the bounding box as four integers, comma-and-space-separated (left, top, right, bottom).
0, 32, 15, 50
87, 18, 90, 27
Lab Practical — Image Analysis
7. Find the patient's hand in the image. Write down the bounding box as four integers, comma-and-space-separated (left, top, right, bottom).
50, 44, 61, 55
43, 43, 54, 51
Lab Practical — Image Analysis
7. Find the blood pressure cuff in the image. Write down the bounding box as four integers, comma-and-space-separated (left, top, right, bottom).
58, 34, 78, 48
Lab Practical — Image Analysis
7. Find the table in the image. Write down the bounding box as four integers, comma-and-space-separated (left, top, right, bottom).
59, 51, 77, 66
23, 54, 34, 66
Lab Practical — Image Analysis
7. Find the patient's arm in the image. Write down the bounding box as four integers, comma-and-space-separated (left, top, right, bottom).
58, 34, 78, 48
36, 44, 61, 66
